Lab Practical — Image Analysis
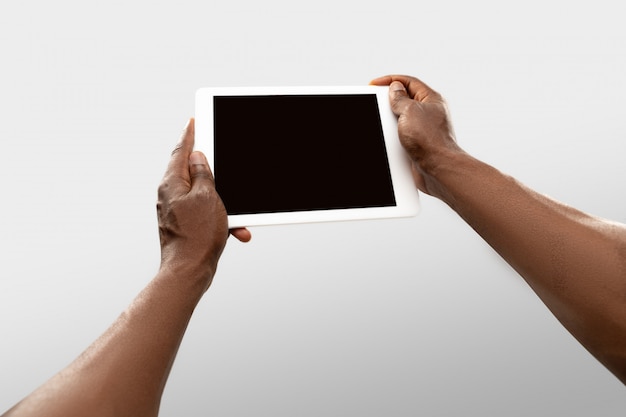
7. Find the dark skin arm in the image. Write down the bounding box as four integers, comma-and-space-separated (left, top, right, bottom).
2, 119, 250, 417
371, 75, 626, 384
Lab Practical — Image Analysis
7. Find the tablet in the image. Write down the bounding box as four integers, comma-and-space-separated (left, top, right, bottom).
195, 85, 420, 228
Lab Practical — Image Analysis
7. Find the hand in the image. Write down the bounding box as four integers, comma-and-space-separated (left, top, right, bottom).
157, 119, 250, 290
370, 75, 463, 196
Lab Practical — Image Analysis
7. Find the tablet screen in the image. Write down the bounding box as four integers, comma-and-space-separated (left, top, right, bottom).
213, 94, 396, 215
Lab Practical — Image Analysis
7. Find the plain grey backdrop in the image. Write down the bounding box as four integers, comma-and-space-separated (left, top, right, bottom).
1, 0, 625, 415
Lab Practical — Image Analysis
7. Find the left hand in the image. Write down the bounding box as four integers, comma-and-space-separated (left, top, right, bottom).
157, 118, 250, 289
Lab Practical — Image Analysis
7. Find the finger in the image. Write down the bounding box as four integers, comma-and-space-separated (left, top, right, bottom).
388, 81, 415, 117
158, 119, 196, 200
230, 227, 252, 242
189, 151, 215, 191
369, 75, 394, 86
166, 118, 196, 182
372, 74, 441, 103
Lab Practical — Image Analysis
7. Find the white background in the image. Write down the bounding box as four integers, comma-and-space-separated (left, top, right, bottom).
1, 1, 626, 415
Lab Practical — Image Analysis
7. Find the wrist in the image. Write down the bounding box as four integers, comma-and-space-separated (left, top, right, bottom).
158, 257, 217, 296
158, 237, 223, 290
416, 146, 472, 201
422, 148, 508, 216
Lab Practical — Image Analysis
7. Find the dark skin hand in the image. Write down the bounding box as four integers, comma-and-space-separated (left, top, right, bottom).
4, 75, 625, 415
158, 118, 251, 289
2, 118, 250, 417
372, 75, 626, 384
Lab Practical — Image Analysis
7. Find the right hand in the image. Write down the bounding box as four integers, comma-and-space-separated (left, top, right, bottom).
370, 75, 463, 196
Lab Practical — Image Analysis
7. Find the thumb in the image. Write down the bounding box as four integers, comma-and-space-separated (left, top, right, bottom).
388, 81, 411, 116
189, 151, 215, 191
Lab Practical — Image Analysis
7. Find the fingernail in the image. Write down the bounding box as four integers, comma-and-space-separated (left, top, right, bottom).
390, 81, 405, 91
189, 151, 205, 165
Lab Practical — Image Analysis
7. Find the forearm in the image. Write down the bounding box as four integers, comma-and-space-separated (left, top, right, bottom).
376, 73, 626, 382
4, 268, 207, 417
428, 150, 626, 382
3, 119, 240, 417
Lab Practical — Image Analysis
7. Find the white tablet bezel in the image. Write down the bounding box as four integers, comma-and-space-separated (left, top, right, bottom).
195, 85, 419, 228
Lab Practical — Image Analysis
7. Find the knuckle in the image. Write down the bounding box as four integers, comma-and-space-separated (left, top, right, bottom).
157, 178, 172, 199
191, 170, 214, 182
193, 185, 217, 202
399, 100, 421, 118
171, 142, 184, 157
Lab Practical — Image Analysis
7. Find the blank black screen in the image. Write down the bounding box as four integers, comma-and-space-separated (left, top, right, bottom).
213, 94, 396, 215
